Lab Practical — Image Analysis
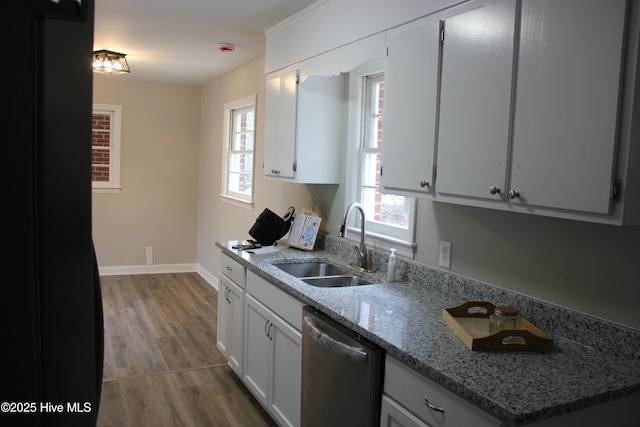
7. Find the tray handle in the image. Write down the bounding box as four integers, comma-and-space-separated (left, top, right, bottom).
446, 301, 496, 318
476, 328, 553, 351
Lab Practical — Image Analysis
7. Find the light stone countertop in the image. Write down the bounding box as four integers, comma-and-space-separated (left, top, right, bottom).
217, 238, 640, 425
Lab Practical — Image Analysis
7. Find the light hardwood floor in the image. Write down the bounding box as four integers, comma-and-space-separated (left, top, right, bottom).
97, 273, 277, 427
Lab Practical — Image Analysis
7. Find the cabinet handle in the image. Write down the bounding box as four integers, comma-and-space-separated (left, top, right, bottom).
423, 398, 445, 413
271, 169, 280, 175
489, 185, 501, 195
264, 320, 274, 340
420, 180, 430, 188
508, 189, 520, 199
224, 287, 231, 303
226, 265, 233, 272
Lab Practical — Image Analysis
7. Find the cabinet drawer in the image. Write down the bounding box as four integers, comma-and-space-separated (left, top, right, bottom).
247, 270, 303, 331
219, 252, 245, 288
384, 356, 502, 427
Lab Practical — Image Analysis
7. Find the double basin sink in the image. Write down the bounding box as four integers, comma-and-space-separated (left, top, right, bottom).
274, 261, 375, 288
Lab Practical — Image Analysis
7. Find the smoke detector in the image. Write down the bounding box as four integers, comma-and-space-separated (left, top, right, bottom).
218, 43, 235, 53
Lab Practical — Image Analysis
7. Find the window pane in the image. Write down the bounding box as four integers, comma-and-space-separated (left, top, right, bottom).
223, 96, 256, 203
373, 81, 384, 115
235, 110, 255, 132
379, 194, 410, 228
92, 166, 110, 182
373, 116, 383, 149
357, 74, 410, 234
361, 152, 381, 187
360, 187, 409, 229
232, 132, 254, 150
92, 112, 113, 183
228, 153, 253, 173
228, 172, 253, 195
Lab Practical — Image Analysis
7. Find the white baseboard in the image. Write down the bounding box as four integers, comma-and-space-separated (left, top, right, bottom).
98, 263, 197, 276
98, 263, 220, 292
197, 264, 219, 291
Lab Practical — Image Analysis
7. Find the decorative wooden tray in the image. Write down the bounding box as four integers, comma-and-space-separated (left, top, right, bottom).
442, 301, 553, 352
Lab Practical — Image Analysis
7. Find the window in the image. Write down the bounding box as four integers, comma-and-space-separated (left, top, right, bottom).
92, 104, 122, 193
347, 67, 416, 253
222, 95, 256, 207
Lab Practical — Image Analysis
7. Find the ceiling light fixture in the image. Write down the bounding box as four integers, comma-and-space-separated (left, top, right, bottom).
92, 50, 130, 75
218, 43, 235, 53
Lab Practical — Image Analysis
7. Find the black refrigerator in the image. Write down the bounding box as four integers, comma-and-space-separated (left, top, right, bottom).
2, 1, 104, 426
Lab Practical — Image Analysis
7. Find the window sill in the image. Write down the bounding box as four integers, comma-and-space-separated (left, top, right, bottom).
93, 187, 121, 194
343, 226, 416, 259
220, 194, 255, 210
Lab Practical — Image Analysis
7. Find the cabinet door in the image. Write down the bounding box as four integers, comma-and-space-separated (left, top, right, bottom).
295, 74, 344, 184
381, 19, 442, 196
217, 276, 245, 376
436, 0, 517, 199
510, 0, 626, 213
243, 294, 271, 407
380, 395, 429, 427
269, 314, 302, 427
226, 279, 244, 376
264, 69, 297, 179
216, 280, 230, 358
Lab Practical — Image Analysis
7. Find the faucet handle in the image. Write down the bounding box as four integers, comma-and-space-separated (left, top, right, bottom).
353, 245, 363, 262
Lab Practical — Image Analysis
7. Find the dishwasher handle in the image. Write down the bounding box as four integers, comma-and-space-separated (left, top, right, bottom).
303, 316, 368, 363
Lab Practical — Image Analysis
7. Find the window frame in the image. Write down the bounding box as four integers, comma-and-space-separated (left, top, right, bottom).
92, 103, 122, 194
345, 62, 417, 257
221, 95, 256, 209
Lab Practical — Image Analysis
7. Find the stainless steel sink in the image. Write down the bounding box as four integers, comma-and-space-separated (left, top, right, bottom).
275, 261, 348, 278
274, 261, 376, 287
302, 275, 375, 287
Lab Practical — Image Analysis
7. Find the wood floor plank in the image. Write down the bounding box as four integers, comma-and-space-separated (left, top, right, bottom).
97, 273, 276, 426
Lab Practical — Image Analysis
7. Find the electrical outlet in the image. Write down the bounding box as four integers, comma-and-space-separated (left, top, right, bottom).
146, 246, 153, 265
439, 241, 451, 268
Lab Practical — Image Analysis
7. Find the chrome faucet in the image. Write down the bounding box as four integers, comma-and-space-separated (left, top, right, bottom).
339, 202, 371, 272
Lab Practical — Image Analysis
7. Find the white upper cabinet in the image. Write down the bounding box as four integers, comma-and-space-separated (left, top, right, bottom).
264, 68, 344, 183
510, 0, 626, 214
264, 69, 298, 180
436, 0, 517, 200
381, 18, 442, 196
430, 0, 637, 223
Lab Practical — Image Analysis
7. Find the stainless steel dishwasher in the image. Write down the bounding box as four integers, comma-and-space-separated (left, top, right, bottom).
301, 306, 383, 427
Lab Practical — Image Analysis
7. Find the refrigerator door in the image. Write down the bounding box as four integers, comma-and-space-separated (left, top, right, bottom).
301, 306, 383, 427
3, 1, 103, 426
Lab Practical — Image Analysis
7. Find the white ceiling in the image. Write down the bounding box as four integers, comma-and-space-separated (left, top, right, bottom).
94, 0, 317, 85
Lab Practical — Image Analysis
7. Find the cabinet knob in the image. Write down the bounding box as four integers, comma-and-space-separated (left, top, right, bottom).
489, 185, 501, 195
508, 189, 520, 199
420, 180, 430, 188
423, 398, 445, 413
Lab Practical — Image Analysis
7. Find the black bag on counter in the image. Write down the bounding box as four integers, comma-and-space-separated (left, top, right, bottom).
248, 206, 295, 246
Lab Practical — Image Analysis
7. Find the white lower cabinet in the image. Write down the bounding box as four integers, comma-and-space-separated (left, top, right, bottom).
382, 356, 502, 427
217, 253, 246, 377
216, 275, 244, 376
381, 395, 430, 427
244, 272, 303, 427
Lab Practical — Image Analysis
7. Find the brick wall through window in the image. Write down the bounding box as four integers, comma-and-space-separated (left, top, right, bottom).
92, 112, 111, 182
